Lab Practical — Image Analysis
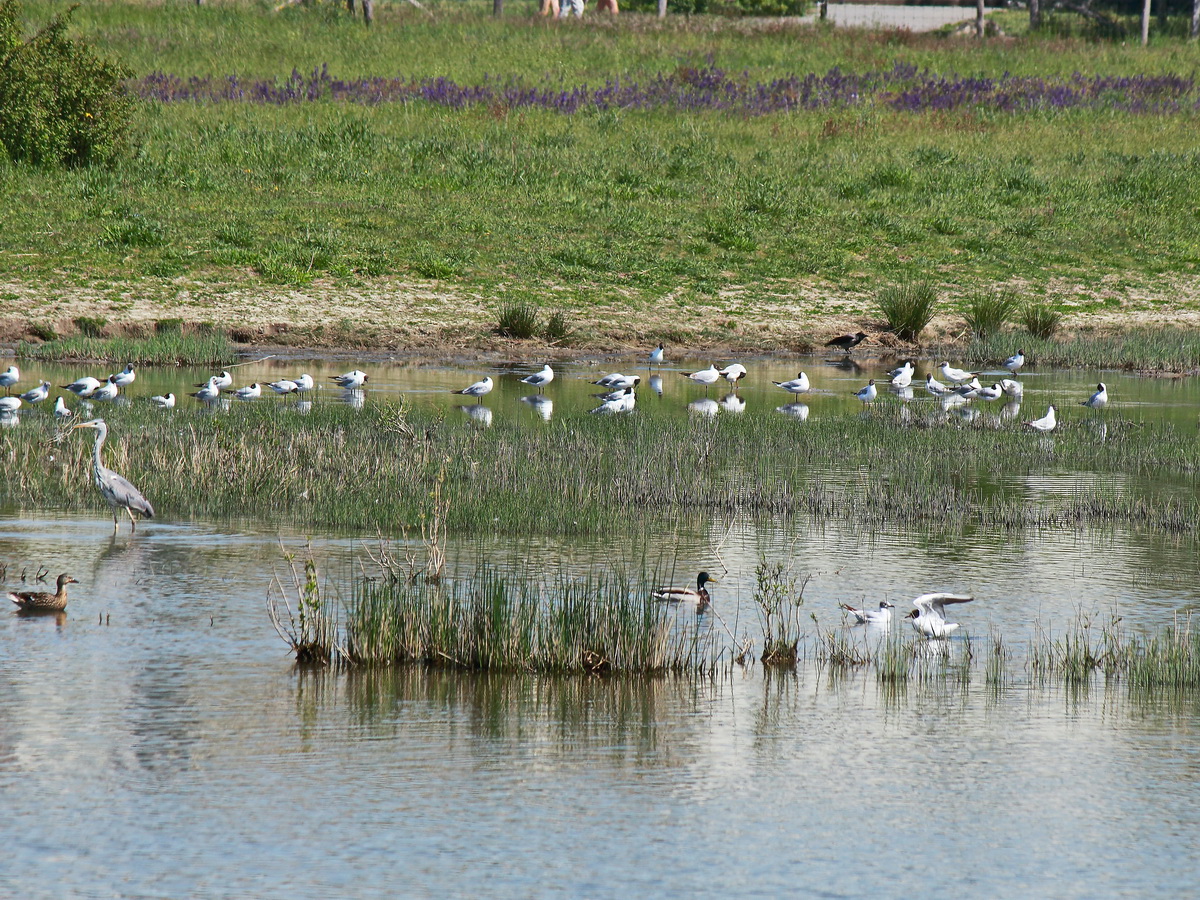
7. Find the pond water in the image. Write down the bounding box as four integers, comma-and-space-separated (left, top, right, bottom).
2, 353, 1200, 897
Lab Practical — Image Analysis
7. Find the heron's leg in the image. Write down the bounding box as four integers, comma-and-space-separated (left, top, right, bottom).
112, 509, 120, 532
127, 507, 137, 532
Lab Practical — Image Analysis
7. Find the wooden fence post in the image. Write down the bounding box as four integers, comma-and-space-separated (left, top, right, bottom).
976, 0, 985, 37
1141, 0, 1151, 44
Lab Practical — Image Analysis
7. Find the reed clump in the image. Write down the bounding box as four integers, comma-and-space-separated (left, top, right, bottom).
16, 331, 234, 366
267, 553, 342, 666
875, 281, 939, 342
953, 326, 1200, 372
753, 562, 807, 666
963, 289, 1021, 340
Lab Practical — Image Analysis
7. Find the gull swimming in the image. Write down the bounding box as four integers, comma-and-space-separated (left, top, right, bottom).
453, 376, 494, 398
840, 600, 895, 626
520, 364, 554, 393
62, 376, 103, 398
19, 381, 50, 404
1082, 382, 1108, 410
150, 393, 176, 409
1003, 350, 1025, 373
907, 593, 974, 638
773, 372, 811, 397
331, 370, 368, 390
939, 362, 977, 385
855, 380, 877, 404
1024, 405, 1057, 432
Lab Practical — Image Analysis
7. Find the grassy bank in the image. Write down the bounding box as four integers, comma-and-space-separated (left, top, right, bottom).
15, 329, 236, 366
3, 398, 1198, 534
3, 2, 1200, 346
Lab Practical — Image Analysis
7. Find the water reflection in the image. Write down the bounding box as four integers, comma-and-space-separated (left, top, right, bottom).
520, 394, 553, 421
457, 404, 493, 427
718, 392, 745, 414
688, 398, 719, 418
648, 375, 664, 397
338, 389, 365, 409
776, 402, 810, 421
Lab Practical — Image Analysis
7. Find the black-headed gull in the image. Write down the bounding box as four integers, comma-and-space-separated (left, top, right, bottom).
907, 593, 973, 637
855, 379, 877, 404
331, 370, 368, 389
110, 364, 136, 388
0, 365, 18, 395
62, 376, 102, 398
292, 374, 314, 393
1003, 350, 1025, 373
226, 383, 262, 401
773, 372, 810, 397
719, 363, 748, 386
841, 600, 894, 626
682, 364, 722, 394
20, 381, 50, 404
267, 380, 300, 395
888, 360, 914, 380
197, 371, 233, 390
649, 343, 665, 368
925, 373, 949, 397
999, 378, 1023, 398
453, 376, 494, 398
594, 374, 640, 390
190, 377, 221, 402
939, 362, 977, 385
1081, 383, 1107, 410
54, 396, 73, 419
1024, 405, 1057, 432
150, 393, 176, 409
520, 365, 554, 393
91, 377, 119, 402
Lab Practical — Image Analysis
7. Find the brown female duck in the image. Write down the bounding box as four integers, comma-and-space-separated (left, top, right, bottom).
8, 573, 79, 611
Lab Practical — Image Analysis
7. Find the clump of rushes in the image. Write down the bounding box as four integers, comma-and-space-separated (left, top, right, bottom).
268, 553, 342, 666
1020, 301, 1063, 340
15, 330, 234, 366
754, 562, 807, 666
495, 301, 540, 339
963, 289, 1020, 340
543, 309, 572, 344
876, 281, 939, 341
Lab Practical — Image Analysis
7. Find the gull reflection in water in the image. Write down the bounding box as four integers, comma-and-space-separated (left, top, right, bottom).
458, 404, 493, 428
648, 375, 664, 397
719, 392, 745, 414
520, 394, 553, 421
688, 398, 719, 418
776, 402, 810, 421
339, 389, 365, 410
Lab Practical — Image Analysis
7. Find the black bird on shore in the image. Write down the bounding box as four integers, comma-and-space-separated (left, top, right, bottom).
824, 331, 868, 354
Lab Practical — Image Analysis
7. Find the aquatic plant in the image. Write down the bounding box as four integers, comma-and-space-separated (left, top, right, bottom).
953, 326, 1200, 372
267, 552, 342, 666
15, 331, 235, 366
753, 562, 807, 666
876, 281, 939, 342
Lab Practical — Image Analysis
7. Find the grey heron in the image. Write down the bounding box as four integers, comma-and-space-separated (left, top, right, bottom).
72, 419, 155, 531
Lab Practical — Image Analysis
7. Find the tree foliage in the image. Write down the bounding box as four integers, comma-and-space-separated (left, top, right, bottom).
0, 0, 133, 167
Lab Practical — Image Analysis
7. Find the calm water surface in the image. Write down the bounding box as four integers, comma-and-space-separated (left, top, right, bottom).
2, 353, 1200, 897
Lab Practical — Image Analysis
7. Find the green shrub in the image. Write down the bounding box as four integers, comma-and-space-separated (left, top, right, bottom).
0, 0, 133, 166
544, 310, 572, 344
72, 315, 106, 338
964, 289, 1020, 340
876, 281, 939, 342
1021, 302, 1063, 340
495, 302, 539, 339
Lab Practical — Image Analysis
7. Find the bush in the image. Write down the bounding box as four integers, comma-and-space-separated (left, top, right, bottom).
495, 302, 540, 339
544, 310, 572, 344
964, 289, 1020, 340
0, 0, 134, 167
876, 281, 939, 342
1021, 302, 1063, 340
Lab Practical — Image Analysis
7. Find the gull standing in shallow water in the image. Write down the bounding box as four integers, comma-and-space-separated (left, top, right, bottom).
520, 365, 554, 394
20, 381, 50, 405
266, 379, 300, 396
54, 396, 73, 419
110, 364, 136, 388
331, 370, 368, 390
197, 371, 233, 390
0, 365, 18, 395
682, 364, 722, 395
227, 383, 262, 401
292, 374, 314, 394
939, 362, 977, 385
719, 363, 748, 388
62, 376, 103, 398
773, 372, 811, 398
190, 377, 221, 403
72, 418, 155, 532
907, 593, 973, 638
1082, 383, 1108, 410
453, 376, 494, 398
649, 343, 665, 369
150, 393, 176, 409
925, 373, 950, 397
91, 377, 119, 402
855, 379, 877, 404
840, 600, 894, 626
1024, 405, 1057, 433
1003, 350, 1025, 373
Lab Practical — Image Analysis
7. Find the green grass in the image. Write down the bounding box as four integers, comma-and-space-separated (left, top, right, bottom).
951, 327, 1200, 371
963, 289, 1020, 340
3, 398, 1198, 536
3, 3, 1200, 336
15, 331, 235, 366
876, 281, 939, 342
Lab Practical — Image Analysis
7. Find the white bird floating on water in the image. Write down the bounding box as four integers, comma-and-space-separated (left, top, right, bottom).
54, 396, 73, 419
907, 593, 973, 638
331, 370, 368, 390
190, 377, 221, 403
1082, 382, 1108, 410
197, 371, 233, 390
939, 362, 977, 385
227, 383, 262, 401
520, 364, 555, 393
652, 572, 717, 606
110, 364, 136, 388
20, 381, 50, 404
453, 376, 494, 398
91, 377, 119, 402
0, 365, 18, 395
62, 376, 103, 398
1003, 350, 1025, 373
267, 379, 300, 396
973, 383, 1004, 402
855, 379, 878, 404
150, 393, 176, 409
773, 372, 811, 397
682, 364, 722, 394
649, 343, 665, 368
841, 600, 895, 626
1024, 405, 1057, 433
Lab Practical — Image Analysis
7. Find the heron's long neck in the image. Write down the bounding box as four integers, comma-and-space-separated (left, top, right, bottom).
92, 428, 106, 474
